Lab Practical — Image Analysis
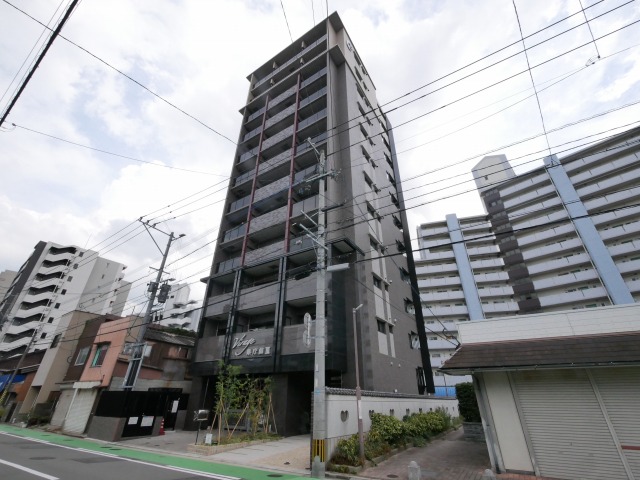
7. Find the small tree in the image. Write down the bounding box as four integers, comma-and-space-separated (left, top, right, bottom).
456, 382, 481, 422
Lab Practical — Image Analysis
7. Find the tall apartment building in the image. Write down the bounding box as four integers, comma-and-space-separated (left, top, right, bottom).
0, 241, 131, 357
0, 270, 17, 301
416, 126, 640, 394
192, 13, 432, 434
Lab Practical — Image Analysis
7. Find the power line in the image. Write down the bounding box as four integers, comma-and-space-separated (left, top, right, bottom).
1, 0, 236, 145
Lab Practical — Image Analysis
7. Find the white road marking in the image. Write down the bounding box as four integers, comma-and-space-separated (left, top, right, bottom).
0, 432, 240, 480
0, 458, 59, 480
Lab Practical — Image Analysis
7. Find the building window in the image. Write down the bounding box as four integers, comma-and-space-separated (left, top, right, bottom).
51, 334, 61, 348
409, 332, 420, 349
377, 320, 386, 333
67, 276, 73, 282
373, 276, 382, 289
54, 303, 60, 309
75, 346, 90, 365
61, 289, 66, 295
48, 317, 54, 323
91, 343, 110, 367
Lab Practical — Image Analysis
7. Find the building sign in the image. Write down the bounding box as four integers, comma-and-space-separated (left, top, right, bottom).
231, 333, 272, 357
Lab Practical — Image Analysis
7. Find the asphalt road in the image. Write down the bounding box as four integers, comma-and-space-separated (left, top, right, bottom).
0, 430, 245, 480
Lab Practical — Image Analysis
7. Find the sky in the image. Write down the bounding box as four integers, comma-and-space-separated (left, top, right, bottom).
1, 0, 639, 314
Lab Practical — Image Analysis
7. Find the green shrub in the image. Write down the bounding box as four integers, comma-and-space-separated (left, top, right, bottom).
330, 435, 360, 466
364, 428, 392, 459
457, 382, 481, 422
369, 413, 406, 445
434, 406, 453, 430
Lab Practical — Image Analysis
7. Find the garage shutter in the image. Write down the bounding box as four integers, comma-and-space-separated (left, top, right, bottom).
63, 389, 96, 434
591, 367, 640, 478
512, 369, 629, 480
50, 390, 74, 427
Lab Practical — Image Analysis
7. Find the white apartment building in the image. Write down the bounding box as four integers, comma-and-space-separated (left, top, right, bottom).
155, 283, 200, 331
0, 241, 131, 357
416, 126, 640, 395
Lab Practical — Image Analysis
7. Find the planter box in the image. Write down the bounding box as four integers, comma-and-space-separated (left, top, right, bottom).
187, 438, 271, 456
462, 422, 485, 442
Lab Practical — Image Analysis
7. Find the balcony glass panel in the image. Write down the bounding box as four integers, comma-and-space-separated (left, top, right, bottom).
297, 109, 327, 131
300, 67, 327, 89
217, 256, 241, 274
299, 87, 327, 109
222, 224, 247, 243
229, 195, 251, 213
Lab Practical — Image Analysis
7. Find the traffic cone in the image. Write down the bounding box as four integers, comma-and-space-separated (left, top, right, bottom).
159, 418, 165, 435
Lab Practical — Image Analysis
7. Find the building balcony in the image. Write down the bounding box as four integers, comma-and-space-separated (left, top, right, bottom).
194, 335, 225, 363
253, 176, 291, 205
586, 185, 640, 212
427, 338, 459, 350
246, 105, 266, 124
280, 324, 314, 355
503, 183, 555, 209
539, 286, 608, 307
0, 335, 32, 353
499, 172, 548, 200
6, 320, 41, 336
532, 269, 599, 291
221, 223, 247, 245
300, 66, 327, 90
423, 305, 468, 317
420, 290, 465, 302
517, 223, 575, 248
417, 276, 461, 288
286, 272, 317, 303
522, 237, 584, 262
261, 125, 295, 153
22, 291, 55, 305
299, 86, 327, 110
253, 34, 327, 92
37, 263, 68, 276
237, 282, 279, 313
47, 247, 76, 257
216, 256, 241, 275
527, 252, 591, 275
256, 148, 294, 185
237, 146, 259, 172
474, 271, 510, 283
593, 205, 640, 230
573, 155, 639, 190
481, 302, 518, 313
245, 240, 285, 266
264, 104, 296, 132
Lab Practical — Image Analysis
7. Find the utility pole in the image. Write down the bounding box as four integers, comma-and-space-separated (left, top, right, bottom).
297, 138, 334, 477
0, 326, 42, 406
122, 221, 183, 389
352, 303, 365, 466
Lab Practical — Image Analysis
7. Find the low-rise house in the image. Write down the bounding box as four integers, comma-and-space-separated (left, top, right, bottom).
51, 315, 194, 440
441, 304, 640, 480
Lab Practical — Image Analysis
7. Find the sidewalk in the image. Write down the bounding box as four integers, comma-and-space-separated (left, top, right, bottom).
117, 427, 555, 480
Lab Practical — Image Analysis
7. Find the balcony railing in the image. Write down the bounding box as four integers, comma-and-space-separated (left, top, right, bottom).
217, 256, 241, 274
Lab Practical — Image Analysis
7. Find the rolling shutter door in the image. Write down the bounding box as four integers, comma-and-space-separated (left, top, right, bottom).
512, 369, 629, 480
50, 390, 73, 427
63, 389, 96, 434
591, 367, 640, 478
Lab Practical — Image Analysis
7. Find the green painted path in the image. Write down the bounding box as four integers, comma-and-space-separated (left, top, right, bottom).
0, 424, 308, 480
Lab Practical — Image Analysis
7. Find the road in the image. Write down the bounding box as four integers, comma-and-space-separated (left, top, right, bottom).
0, 429, 300, 480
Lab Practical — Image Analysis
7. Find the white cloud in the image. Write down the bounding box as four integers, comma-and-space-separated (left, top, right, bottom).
1, 0, 639, 310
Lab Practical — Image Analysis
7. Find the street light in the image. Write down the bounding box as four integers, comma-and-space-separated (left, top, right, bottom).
352, 303, 365, 466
